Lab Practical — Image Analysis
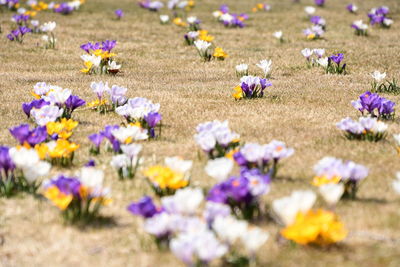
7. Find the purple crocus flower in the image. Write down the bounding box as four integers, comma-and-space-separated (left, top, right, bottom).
85, 160, 96, 167
22, 99, 50, 118
0, 146, 15, 175
88, 133, 104, 148
329, 53, 344, 65
315, 0, 325, 6
100, 125, 120, 152
19, 26, 31, 36
47, 175, 81, 196
127, 196, 161, 218
207, 183, 229, 203
359, 91, 381, 113
378, 98, 395, 116
54, 3, 74, 15
219, 4, 229, 13
144, 112, 162, 138
9, 124, 47, 146
7, 34, 15, 41
347, 4, 357, 13
115, 9, 124, 19
101, 40, 117, 52
80, 42, 92, 53
65, 95, 86, 111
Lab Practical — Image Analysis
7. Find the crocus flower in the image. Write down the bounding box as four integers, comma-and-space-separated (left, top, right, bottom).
22, 99, 50, 118
256, 59, 272, 78
9, 124, 47, 146
88, 133, 104, 149
347, 4, 357, 13
65, 95, 85, 112
314, 0, 324, 7
0, 146, 15, 175
31, 105, 63, 126
115, 9, 123, 19
127, 196, 161, 218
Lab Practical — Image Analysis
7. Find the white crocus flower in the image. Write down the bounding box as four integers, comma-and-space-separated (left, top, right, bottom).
272, 190, 316, 226
108, 61, 121, 70
372, 121, 388, 133
111, 125, 149, 143
160, 15, 170, 24
205, 157, 233, 182
31, 20, 39, 27
273, 31, 283, 40
79, 167, 104, 188
120, 143, 142, 159
256, 59, 272, 78
316, 57, 329, 68
165, 157, 193, 174
213, 215, 248, 245
187, 16, 197, 24
40, 21, 56, 32
393, 172, 400, 194
110, 154, 130, 169
30, 105, 63, 126
235, 64, 248, 76
371, 71, 386, 82
43, 88, 71, 105
383, 18, 393, 27
304, 6, 316, 16
240, 227, 269, 255
161, 187, 204, 215
301, 48, 313, 59
90, 81, 110, 99
194, 40, 211, 52
319, 183, 344, 205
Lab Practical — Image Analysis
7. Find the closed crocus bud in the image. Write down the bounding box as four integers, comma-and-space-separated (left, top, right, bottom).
319, 183, 344, 205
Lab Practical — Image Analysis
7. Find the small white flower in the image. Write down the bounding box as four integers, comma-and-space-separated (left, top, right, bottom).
213, 215, 248, 245
111, 125, 149, 143
212, 10, 222, 18
165, 157, 193, 174
160, 15, 170, 23
304, 6, 316, 16
313, 48, 325, 58
235, 63, 248, 73
187, 16, 197, 24
319, 183, 344, 205
205, 157, 233, 182
31, 20, 39, 27
256, 59, 272, 77
194, 40, 211, 52
40, 21, 56, 32
316, 57, 329, 68
79, 167, 104, 188
372, 121, 388, 133
393, 134, 400, 146
383, 18, 393, 27
42, 35, 49, 42
301, 48, 313, 59
371, 71, 387, 82
108, 61, 121, 70
110, 154, 130, 169
272, 31, 283, 39
240, 227, 269, 254
161, 187, 203, 215
272, 190, 316, 225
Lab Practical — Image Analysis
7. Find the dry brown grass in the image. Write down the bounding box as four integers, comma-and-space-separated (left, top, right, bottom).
1, 0, 400, 266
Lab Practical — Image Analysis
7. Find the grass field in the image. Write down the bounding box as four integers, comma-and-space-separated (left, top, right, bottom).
1, 0, 400, 266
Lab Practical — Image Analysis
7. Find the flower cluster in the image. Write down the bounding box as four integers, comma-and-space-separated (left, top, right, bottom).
110, 143, 142, 179
143, 157, 192, 197
53, 1, 83, 15
303, 14, 325, 41
336, 117, 388, 142
368, 6, 393, 28
213, 5, 248, 28
194, 120, 240, 159
24, 82, 85, 121
43, 167, 111, 223
80, 40, 121, 75
6, 26, 31, 43
207, 168, 271, 220
351, 20, 368, 36
370, 71, 400, 94
351, 91, 395, 120
273, 190, 347, 246
232, 75, 272, 100
87, 81, 127, 113
194, 40, 228, 61
139, 0, 164, 12
116, 97, 162, 138
347, 3, 358, 14
167, 0, 196, 12
324, 53, 346, 74
128, 188, 269, 265
0, 146, 50, 197
233, 141, 294, 178
1, 0, 20, 11
312, 157, 369, 199
301, 48, 325, 67
252, 3, 271, 13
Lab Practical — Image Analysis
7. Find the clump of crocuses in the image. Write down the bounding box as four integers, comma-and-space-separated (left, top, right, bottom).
368, 6, 393, 28
213, 5, 248, 28
194, 40, 228, 61
232, 75, 272, 100
313, 157, 368, 199
336, 117, 388, 141
43, 167, 111, 224
110, 143, 142, 179
233, 141, 294, 178
351, 91, 395, 120
0, 146, 50, 197
40, 21, 57, 49
116, 97, 162, 138
88, 81, 127, 114
370, 71, 400, 94
6, 26, 31, 43
323, 53, 346, 74
351, 20, 368, 36
80, 40, 121, 75
194, 120, 240, 159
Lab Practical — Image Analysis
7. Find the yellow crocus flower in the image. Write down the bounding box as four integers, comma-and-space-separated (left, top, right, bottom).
44, 186, 73, 211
